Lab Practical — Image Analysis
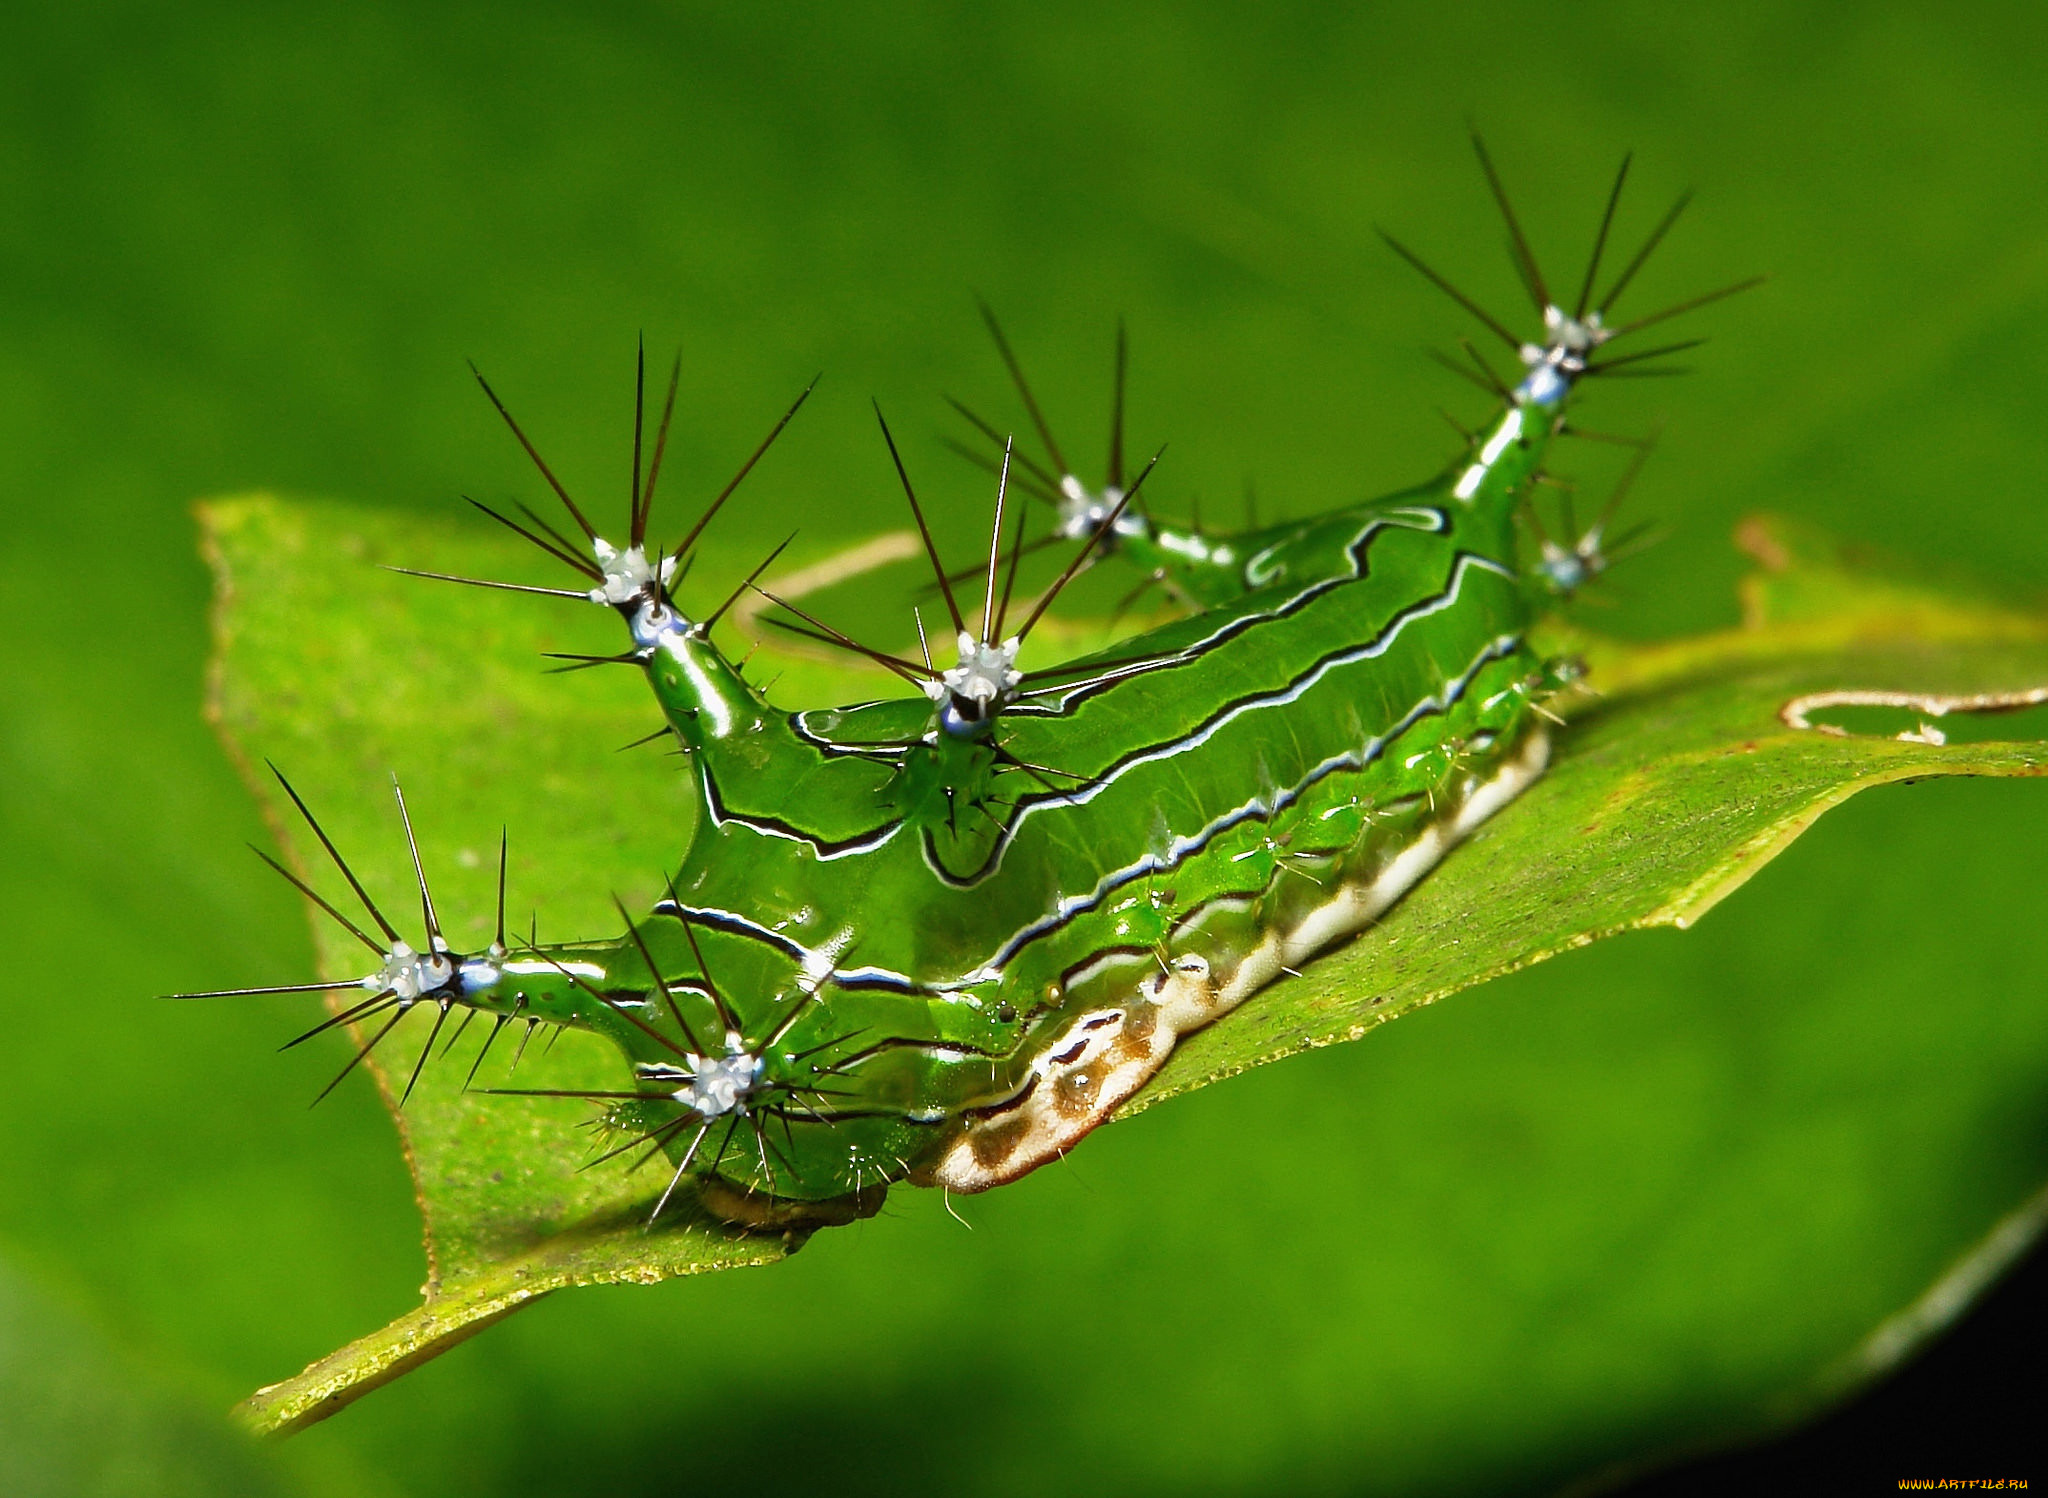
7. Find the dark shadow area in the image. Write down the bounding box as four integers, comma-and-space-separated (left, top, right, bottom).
1617, 1235, 2043, 1494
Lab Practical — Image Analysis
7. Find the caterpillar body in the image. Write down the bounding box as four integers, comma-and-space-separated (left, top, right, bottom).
188, 144, 1744, 1224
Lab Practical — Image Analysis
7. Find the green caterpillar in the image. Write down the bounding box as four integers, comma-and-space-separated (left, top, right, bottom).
184, 142, 1749, 1225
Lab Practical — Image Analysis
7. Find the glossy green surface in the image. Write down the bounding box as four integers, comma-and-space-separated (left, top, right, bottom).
368, 388, 1556, 1203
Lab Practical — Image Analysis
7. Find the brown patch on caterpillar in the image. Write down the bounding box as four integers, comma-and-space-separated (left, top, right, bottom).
961, 1091, 1040, 1171
1051, 1067, 1101, 1118
919, 725, 1550, 1195
1110, 999, 1160, 1060
917, 1000, 1173, 1190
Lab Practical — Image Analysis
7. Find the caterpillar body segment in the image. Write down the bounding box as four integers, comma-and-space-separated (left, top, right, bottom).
207, 414, 1556, 1216
198, 144, 1743, 1226
420, 378, 1559, 1211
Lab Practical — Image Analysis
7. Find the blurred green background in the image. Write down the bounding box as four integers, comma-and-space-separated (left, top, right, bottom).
5, 2, 2047, 1493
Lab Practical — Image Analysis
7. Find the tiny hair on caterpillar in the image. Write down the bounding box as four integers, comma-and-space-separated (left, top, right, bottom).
177, 137, 1756, 1227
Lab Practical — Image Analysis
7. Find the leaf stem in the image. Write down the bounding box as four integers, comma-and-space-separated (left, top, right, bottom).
234, 1209, 797, 1437
234, 1283, 537, 1436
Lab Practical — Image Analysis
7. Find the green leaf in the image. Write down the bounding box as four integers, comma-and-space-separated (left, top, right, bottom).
199, 496, 2048, 1436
